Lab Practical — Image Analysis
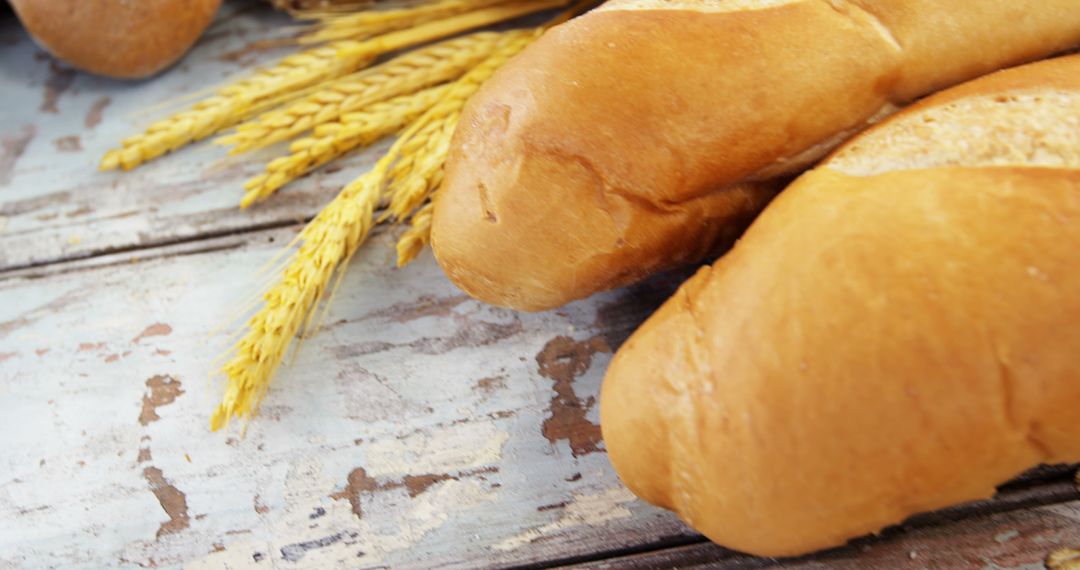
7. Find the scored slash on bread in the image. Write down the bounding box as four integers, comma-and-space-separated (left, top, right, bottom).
430, 0, 1080, 311
600, 53, 1080, 558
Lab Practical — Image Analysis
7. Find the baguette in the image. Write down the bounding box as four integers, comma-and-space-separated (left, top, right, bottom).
599, 54, 1080, 557
431, 0, 1080, 311
10, 0, 222, 79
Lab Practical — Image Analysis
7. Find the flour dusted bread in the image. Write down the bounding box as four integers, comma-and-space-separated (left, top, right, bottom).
431, 0, 1080, 311
600, 54, 1080, 557
10, 0, 222, 79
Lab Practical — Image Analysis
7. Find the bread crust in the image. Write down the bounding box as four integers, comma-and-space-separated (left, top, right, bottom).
10, 0, 222, 79
433, 1, 1080, 311
600, 55, 1080, 557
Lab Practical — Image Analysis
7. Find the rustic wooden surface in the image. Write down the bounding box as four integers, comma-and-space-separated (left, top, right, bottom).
0, 2, 1077, 569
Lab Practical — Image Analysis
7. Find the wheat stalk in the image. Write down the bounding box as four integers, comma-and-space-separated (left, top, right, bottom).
101, 2, 561, 171
100, 41, 377, 171
217, 31, 504, 153
336, 0, 567, 60
296, 0, 511, 43
212, 158, 391, 431
211, 31, 537, 429
240, 84, 449, 208
211, 1, 593, 430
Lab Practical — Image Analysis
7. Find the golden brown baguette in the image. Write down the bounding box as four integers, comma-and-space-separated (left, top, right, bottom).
10, 0, 222, 79
599, 54, 1080, 557
431, 0, 1080, 311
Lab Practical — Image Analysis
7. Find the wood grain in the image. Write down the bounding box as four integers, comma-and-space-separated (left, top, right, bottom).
0, 223, 698, 569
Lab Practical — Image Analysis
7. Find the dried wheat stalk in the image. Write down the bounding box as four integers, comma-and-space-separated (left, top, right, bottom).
212, 162, 389, 431
217, 31, 504, 153
101, 2, 558, 171
296, 0, 510, 43
240, 84, 449, 207
100, 41, 376, 171
211, 27, 543, 431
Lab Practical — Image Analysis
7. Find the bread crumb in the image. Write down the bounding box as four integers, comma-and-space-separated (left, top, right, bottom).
1046, 547, 1080, 569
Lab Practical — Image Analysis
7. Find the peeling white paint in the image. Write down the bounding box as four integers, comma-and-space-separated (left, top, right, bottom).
495, 487, 638, 551
184, 541, 266, 570
365, 422, 510, 478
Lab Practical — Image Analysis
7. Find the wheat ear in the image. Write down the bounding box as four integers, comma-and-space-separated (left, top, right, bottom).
212, 158, 391, 431
102, 3, 559, 171
240, 84, 449, 208
212, 19, 558, 429
101, 41, 377, 171
297, 0, 510, 44
217, 32, 504, 154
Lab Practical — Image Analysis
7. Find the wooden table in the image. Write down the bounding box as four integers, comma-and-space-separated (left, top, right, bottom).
1, 3, 1077, 568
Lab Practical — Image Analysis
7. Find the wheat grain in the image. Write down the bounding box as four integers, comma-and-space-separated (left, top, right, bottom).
101, 40, 377, 171
240, 84, 449, 208
395, 200, 434, 266
218, 32, 503, 153
297, 0, 510, 44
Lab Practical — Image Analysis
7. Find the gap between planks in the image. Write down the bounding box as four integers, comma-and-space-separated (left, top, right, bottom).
515, 464, 1080, 570
0, 216, 314, 281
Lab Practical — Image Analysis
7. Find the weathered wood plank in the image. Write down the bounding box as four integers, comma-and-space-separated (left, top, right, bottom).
569, 496, 1080, 570
0, 223, 698, 569
0, 2, 387, 273
2, 219, 1076, 569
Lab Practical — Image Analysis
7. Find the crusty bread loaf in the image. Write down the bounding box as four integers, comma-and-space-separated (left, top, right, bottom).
10, 0, 222, 79
600, 54, 1080, 557
431, 0, 1080, 311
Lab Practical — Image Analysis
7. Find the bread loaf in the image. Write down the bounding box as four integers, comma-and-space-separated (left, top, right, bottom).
599, 54, 1080, 557
10, 0, 222, 79
431, 0, 1080, 311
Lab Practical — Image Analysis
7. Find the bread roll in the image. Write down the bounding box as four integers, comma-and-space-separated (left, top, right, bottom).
10, 0, 222, 79
600, 54, 1080, 557
431, 0, 1080, 311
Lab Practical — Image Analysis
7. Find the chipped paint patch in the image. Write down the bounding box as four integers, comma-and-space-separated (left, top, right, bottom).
143, 466, 190, 538
139, 375, 184, 425
329, 467, 379, 519
133, 323, 173, 344
84, 96, 111, 129
474, 375, 508, 396
40, 61, 76, 114
0, 125, 35, 186
52, 136, 81, 152
536, 336, 610, 457
494, 487, 637, 551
